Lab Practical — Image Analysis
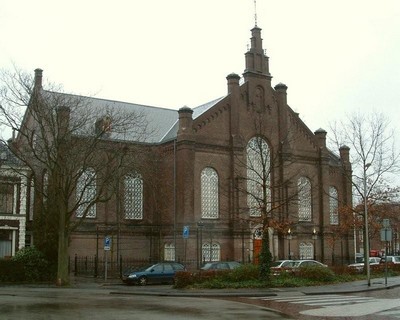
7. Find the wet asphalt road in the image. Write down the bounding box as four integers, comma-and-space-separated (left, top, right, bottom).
0, 286, 292, 320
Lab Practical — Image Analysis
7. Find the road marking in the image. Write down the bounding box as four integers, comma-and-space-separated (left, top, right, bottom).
252, 294, 400, 317
301, 299, 400, 317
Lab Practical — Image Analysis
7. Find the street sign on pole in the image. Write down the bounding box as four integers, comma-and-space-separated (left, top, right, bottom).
104, 236, 111, 251
381, 228, 392, 242
183, 226, 189, 239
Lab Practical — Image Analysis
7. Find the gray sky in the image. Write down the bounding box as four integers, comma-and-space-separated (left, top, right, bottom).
1, 0, 399, 145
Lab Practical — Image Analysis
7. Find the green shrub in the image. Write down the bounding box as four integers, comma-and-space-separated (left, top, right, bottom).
296, 265, 335, 282
12, 246, 53, 282
174, 271, 194, 288
174, 264, 263, 289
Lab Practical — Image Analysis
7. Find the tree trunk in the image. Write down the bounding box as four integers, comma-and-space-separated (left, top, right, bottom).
56, 203, 69, 286
259, 227, 272, 281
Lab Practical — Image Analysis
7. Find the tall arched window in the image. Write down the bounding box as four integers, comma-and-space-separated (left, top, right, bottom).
76, 167, 96, 218
299, 242, 313, 259
124, 172, 143, 220
298, 177, 312, 221
246, 137, 270, 217
202, 242, 220, 262
201, 167, 219, 219
329, 186, 339, 225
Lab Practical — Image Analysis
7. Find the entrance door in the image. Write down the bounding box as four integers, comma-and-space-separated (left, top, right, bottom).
253, 239, 262, 264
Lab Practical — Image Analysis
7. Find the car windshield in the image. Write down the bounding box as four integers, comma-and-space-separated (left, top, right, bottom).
271, 261, 291, 267
271, 261, 283, 267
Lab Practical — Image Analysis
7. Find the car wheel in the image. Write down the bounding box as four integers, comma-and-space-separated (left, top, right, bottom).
138, 276, 147, 286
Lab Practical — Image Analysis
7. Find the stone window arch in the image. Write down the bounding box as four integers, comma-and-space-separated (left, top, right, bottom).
201, 167, 219, 219
299, 242, 313, 259
202, 242, 220, 262
164, 243, 175, 261
76, 167, 96, 218
298, 176, 312, 221
124, 172, 143, 220
329, 186, 339, 225
247, 137, 271, 217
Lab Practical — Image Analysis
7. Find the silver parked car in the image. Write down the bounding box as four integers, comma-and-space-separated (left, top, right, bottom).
348, 257, 381, 272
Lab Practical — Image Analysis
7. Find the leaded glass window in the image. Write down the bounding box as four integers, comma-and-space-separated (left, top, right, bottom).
299, 242, 313, 259
0, 183, 14, 214
201, 167, 219, 219
202, 242, 220, 262
246, 137, 271, 217
76, 168, 96, 218
298, 177, 312, 221
164, 243, 175, 261
124, 173, 143, 220
329, 186, 339, 225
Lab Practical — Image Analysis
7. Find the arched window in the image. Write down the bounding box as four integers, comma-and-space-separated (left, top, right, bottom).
298, 177, 312, 221
201, 167, 219, 219
202, 242, 220, 262
299, 242, 313, 260
246, 137, 270, 217
329, 186, 339, 225
124, 172, 143, 220
76, 167, 96, 218
164, 243, 175, 261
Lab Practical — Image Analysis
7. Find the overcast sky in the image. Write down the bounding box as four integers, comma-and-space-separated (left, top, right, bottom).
1, 0, 399, 146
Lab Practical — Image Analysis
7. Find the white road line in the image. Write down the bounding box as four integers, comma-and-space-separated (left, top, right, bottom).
300, 299, 400, 317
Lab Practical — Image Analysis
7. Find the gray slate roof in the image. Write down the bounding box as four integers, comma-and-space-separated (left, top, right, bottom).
45, 91, 225, 144
0, 142, 23, 167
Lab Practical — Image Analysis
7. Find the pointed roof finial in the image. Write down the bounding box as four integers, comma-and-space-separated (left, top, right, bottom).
254, 0, 258, 26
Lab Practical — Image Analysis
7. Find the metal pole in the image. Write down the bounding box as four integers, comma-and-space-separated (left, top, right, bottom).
287, 229, 292, 260
385, 239, 388, 287
363, 164, 371, 287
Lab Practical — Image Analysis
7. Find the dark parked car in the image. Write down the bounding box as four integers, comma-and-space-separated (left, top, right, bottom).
200, 261, 241, 271
122, 262, 185, 286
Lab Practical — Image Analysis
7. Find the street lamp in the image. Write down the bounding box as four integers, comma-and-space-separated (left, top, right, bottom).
287, 228, 292, 259
312, 228, 317, 260
363, 163, 371, 287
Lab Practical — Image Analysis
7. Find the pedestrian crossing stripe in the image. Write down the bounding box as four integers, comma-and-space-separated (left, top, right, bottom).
253, 294, 376, 306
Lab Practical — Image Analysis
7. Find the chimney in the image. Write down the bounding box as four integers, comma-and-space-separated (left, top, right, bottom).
177, 106, 194, 140
226, 73, 240, 94
274, 82, 288, 106
314, 128, 327, 148
339, 145, 350, 164
34, 68, 43, 89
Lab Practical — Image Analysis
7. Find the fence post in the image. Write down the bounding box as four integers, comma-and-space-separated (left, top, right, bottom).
119, 255, 123, 277
94, 254, 98, 278
74, 254, 78, 276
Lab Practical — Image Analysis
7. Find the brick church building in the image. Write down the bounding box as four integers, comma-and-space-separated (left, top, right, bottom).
14, 24, 354, 270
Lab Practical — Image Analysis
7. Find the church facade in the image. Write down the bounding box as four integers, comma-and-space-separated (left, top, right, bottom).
18, 25, 354, 269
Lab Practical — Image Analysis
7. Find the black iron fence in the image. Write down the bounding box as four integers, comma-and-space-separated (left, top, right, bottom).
69, 255, 197, 278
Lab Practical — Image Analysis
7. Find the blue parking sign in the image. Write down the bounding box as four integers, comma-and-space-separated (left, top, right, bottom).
183, 226, 189, 239
104, 237, 111, 251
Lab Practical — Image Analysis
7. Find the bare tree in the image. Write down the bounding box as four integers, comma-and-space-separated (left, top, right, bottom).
329, 111, 400, 279
233, 110, 303, 280
0, 67, 151, 285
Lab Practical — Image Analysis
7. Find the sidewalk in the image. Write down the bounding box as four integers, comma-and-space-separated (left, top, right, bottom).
71, 275, 400, 297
